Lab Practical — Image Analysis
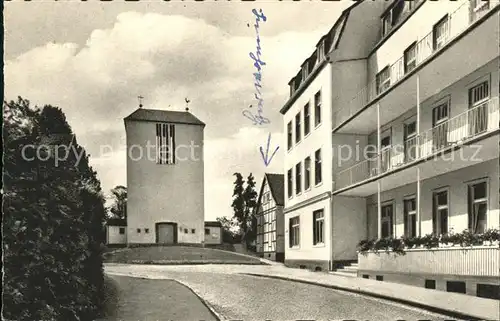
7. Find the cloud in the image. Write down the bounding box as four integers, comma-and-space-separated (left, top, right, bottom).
5, 10, 322, 220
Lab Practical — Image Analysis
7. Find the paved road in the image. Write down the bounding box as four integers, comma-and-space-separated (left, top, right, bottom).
105, 264, 459, 321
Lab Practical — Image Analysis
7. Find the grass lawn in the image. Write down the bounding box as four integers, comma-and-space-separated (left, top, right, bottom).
98, 275, 218, 321
104, 246, 263, 264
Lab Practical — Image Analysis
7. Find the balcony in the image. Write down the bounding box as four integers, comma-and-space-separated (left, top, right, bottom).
332, 0, 499, 131
334, 97, 499, 191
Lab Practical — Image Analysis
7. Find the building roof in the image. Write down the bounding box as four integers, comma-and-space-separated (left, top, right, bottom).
205, 221, 222, 227
280, 0, 365, 115
106, 218, 127, 226
265, 173, 284, 206
124, 108, 205, 126
255, 173, 284, 212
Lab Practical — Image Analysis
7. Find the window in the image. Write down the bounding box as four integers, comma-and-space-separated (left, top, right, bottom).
381, 0, 416, 37
315, 149, 322, 185
314, 91, 322, 126
425, 279, 436, 289
119, 227, 125, 235
471, 0, 490, 21
205, 228, 210, 235
287, 168, 293, 198
380, 130, 392, 173
433, 189, 449, 235
381, 204, 394, 238
446, 281, 466, 294
468, 81, 489, 135
382, 11, 392, 36
301, 63, 309, 82
290, 80, 296, 97
191, 229, 196, 234
304, 157, 311, 190
137, 228, 141, 233
289, 216, 300, 247
287, 121, 293, 150
404, 198, 417, 238
317, 41, 325, 62
295, 112, 301, 143
304, 103, 311, 136
295, 162, 302, 194
184, 228, 188, 233
390, 0, 405, 26
468, 181, 487, 234
432, 102, 449, 151
404, 42, 417, 73
376, 67, 391, 95
156, 123, 176, 165
433, 16, 449, 51
404, 120, 417, 162
313, 210, 324, 245
145, 228, 150, 234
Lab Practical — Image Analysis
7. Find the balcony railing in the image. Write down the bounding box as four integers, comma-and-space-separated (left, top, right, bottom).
332, 0, 497, 129
334, 97, 499, 191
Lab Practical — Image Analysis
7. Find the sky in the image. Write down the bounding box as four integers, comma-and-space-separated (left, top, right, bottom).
4, 0, 351, 220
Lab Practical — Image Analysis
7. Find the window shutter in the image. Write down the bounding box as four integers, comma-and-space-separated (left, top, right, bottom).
312, 213, 316, 245
289, 219, 293, 247
467, 186, 473, 231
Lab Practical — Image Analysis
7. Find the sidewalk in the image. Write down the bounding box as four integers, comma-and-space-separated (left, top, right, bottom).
243, 268, 500, 321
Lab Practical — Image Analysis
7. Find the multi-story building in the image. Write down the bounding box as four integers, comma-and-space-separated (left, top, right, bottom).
329, 0, 499, 298
124, 107, 205, 245
280, 0, 386, 271
256, 173, 285, 262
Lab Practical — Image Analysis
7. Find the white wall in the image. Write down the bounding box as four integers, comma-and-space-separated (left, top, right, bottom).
204, 226, 222, 245
369, 0, 472, 81
284, 65, 333, 208
125, 120, 205, 244
285, 198, 331, 261
107, 226, 127, 244
333, 195, 367, 260
367, 159, 500, 237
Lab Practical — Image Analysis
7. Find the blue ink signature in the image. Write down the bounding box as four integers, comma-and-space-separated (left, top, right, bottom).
260, 132, 279, 167
243, 8, 270, 125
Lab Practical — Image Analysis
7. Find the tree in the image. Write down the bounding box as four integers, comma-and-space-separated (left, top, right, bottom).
3, 97, 106, 321
231, 173, 246, 233
230, 172, 258, 248
216, 216, 241, 243
243, 173, 258, 247
108, 185, 127, 220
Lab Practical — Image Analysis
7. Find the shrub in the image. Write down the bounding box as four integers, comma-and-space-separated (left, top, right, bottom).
3, 98, 106, 321
357, 228, 500, 256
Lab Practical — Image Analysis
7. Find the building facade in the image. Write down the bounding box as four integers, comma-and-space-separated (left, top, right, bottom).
330, 0, 499, 299
256, 173, 285, 262
204, 221, 222, 245
105, 218, 127, 245
280, 0, 386, 271
281, 0, 499, 298
124, 108, 205, 245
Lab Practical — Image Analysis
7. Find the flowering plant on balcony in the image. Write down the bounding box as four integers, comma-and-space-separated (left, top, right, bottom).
357, 228, 500, 256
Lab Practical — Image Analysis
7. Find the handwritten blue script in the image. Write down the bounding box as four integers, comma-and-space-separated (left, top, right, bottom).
260, 133, 279, 167
243, 8, 270, 126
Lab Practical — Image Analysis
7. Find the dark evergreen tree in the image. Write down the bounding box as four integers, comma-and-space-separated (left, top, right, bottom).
3, 97, 106, 321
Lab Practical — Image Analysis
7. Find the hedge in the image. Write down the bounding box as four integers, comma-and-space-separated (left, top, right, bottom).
3, 97, 106, 320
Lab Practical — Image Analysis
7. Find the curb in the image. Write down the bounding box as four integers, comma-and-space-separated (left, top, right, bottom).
173, 279, 226, 321
242, 273, 485, 321
108, 260, 267, 265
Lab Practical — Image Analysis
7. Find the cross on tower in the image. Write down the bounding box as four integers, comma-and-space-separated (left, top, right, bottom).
138, 95, 144, 108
